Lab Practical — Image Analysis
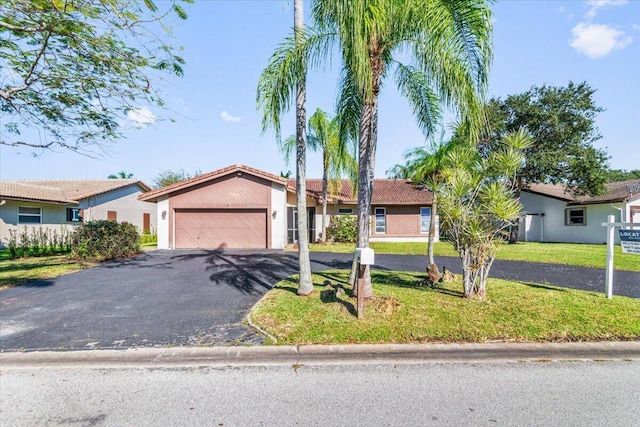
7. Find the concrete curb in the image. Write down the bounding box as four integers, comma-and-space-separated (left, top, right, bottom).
1, 342, 639, 369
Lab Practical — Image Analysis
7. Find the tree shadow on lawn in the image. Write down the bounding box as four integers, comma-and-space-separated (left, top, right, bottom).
315, 269, 464, 298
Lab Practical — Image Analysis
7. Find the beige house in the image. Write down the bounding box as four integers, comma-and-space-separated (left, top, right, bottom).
0, 179, 155, 248
139, 164, 436, 250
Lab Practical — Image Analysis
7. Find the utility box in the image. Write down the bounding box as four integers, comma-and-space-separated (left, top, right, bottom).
356, 247, 375, 265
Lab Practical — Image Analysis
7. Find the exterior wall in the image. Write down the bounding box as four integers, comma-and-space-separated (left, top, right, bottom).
0, 200, 78, 248
520, 191, 624, 244
370, 204, 439, 242
271, 183, 287, 249
78, 185, 156, 234
167, 174, 276, 249
156, 196, 170, 249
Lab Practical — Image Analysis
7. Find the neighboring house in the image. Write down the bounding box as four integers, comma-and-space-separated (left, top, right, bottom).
518, 179, 640, 244
0, 179, 156, 248
139, 164, 435, 250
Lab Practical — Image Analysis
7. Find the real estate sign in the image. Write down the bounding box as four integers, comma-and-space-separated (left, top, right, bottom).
619, 230, 640, 254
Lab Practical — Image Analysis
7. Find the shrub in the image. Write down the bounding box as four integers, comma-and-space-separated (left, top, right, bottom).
71, 220, 141, 260
326, 215, 357, 243
140, 230, 157, 244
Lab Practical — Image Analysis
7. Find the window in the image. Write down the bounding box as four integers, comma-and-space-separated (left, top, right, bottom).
565, 207, 586, 225
18, 207, 42, 224
66, 208, 82, 222
375, 207, 386, 233
420, 207, 432, 233
338, 208, 353, 215
107, 211, 117, 221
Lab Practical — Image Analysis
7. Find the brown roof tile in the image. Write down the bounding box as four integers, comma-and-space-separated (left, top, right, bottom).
290, 178, 433, 205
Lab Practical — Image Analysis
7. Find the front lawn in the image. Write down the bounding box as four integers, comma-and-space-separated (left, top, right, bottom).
251, 270, 640, 344
0, 255, 93, 290
310, 241, 640, 272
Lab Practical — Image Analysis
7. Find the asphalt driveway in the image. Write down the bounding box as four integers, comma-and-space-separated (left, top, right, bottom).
1, 250, 638, 352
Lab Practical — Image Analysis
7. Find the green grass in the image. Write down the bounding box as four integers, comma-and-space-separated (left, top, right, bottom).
310, 241, 640, 272
0, 255, 94, 290
251, 270, 640, 345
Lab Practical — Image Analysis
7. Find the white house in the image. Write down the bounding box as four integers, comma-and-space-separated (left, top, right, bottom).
518, 179, 640, 244
0, 179, 156, 248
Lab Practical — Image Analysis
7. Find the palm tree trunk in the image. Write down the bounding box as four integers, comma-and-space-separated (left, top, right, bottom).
294, 0, 313, 296
427, 195, 437, 266
350, 100, 375, 298
321, 150, 329, 243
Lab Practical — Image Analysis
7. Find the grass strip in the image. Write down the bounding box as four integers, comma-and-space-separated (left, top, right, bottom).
0, 255, 94, 290
251, 270, 640, 345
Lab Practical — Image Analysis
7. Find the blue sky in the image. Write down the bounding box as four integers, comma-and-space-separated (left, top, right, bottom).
1, 0, 638, 185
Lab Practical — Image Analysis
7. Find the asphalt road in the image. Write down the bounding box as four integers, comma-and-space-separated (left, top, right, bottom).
2, 361, 639, 426
1, 250, 638, 352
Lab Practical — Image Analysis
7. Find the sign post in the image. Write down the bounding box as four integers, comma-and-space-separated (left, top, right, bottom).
602, 216, 640, 299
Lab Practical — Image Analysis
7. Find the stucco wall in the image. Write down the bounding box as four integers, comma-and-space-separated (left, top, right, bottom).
519, 191, 626, 244
79, 185, 156, 233
156, 196, 170, 249
0, 200, 78, 248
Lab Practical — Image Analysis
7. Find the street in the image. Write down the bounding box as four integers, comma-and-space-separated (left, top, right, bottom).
2, 360, 639, 426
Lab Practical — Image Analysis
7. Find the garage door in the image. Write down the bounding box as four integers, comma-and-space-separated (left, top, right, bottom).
175, 209, 267, 249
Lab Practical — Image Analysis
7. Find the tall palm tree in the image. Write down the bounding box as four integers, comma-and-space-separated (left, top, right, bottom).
258, 0, 493, 298
282, 108, 357, 243
388, 139, 461, 268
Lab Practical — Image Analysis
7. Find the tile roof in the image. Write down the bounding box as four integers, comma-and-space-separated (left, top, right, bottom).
1, 180, 150, 204
289, 178, 433, 205
0, 181, 76, 204
139, 164, 288, 201
524, 179, 640, 205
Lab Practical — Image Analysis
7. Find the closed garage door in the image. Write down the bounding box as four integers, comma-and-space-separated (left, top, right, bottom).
175, 209, 267, 249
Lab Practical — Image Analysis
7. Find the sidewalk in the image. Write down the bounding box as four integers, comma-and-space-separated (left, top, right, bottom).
2, 342, 639, 369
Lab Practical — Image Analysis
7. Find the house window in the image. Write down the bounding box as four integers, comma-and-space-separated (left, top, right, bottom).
18, 207, 42, 224
565, 207, 586, 225
107, 211, 117, 221
420, 207, 432, 233
338, 208, 353, 215
375, 207, 386, 234
66, 208, 82, 222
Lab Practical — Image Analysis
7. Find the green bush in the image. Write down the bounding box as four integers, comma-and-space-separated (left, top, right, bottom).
71, 220, 140, 260
326, 215, 357, 243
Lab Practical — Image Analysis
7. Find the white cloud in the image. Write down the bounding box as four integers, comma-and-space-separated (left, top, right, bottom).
221, 111, 241, 122
570, 23, 632, 58
126, 107, 156, 126
586, 0, 628, 20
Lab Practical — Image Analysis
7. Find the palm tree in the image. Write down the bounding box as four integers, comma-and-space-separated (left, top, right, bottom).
258, 0, 493, 298
281, 108, 357, 243
108, 171, 134, 179
388, 139, 460, 268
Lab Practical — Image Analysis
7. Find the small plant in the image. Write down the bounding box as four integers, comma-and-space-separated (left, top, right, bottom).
19, 226, 29, 258
326, 215, 357, 243
7, 230, 19, 259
